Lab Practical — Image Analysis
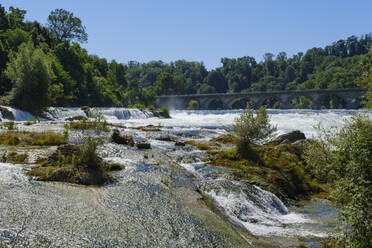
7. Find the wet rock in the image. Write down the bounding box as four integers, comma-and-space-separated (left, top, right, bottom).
111, 129, 134, 146
270, 130, 306, 145
157, 135, 177, 142
65, 116, 87, 121
0, 106, 14, 120
135, 141, 151, 149
175, 141, 186, 147
80, 106, 92, 117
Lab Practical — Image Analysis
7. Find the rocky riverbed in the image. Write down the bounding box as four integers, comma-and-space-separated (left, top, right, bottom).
1, 107, 367, 247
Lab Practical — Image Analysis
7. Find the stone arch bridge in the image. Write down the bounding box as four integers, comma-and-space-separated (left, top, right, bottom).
155, 88, 367, 110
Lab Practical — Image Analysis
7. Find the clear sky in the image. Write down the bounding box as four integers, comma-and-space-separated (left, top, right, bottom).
1, 0, 371, 69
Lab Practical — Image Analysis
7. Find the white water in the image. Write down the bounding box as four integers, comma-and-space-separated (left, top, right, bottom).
1, 106, 366, 244
180, 161, 327, 238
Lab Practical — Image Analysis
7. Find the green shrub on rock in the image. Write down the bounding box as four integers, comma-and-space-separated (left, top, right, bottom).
233, 106, 276, 158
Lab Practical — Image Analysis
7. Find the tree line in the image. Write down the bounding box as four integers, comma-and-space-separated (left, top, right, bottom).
0, 5, 371, 113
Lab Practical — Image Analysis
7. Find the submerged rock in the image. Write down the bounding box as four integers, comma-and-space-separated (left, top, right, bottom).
136, 141, 151, 149
270, 130, 306, 145
0, 106, 14, 120
111, 129, 134, 146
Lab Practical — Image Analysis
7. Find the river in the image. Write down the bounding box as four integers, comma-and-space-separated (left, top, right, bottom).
0, 107, 370, 247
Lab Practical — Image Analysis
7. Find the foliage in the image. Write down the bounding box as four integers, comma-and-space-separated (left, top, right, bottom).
73, 136, 103, 170
3, 121, 16, 130
1, 151, 28, 163
47, 9, 87, 43
233, 106, 277, 157
303, 115, 372, 247
359, 48, 372, 108
160, 106, 170, 118
66, 112, 109, 132
0, 131, 66, 146
5, 41, 53, 114
187, 99, 199, 110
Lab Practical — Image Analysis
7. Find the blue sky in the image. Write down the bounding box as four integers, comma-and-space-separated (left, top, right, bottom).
1, 0, 371, 69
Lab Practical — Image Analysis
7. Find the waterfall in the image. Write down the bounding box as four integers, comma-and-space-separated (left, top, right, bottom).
97, 108, 154, 121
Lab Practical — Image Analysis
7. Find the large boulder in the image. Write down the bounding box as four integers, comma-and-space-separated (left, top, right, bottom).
270, 130, 306, 145
0, 106, 15, 120
111, 129, 134, 146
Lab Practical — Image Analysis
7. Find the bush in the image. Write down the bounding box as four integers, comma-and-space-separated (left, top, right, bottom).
303, 114, 372, 247
233, 106, 276, 158
160, 107, 170, 118
73, 136, 103, 171
187, 100, 199, 110
0, 131, 66, 146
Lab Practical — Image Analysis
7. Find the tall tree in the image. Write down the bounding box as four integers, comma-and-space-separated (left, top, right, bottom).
47, 9, 88, 43
5, 41, 54, 114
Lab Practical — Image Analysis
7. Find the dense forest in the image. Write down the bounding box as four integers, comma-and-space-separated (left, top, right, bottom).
0, 5, 371, 113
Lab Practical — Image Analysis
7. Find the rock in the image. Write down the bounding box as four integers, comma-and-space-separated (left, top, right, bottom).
270, 130, 306, 145
175, 141, 186, 147
65, 116, 87, 121
135, 141, 151, 149
0, 106, 15, 120
157, 135, 177, 142
48, 167, 109, 185
111, 129, 134, 146
80, 106, 91, 117
46, 144, 80, 165
292, 139, 306, 149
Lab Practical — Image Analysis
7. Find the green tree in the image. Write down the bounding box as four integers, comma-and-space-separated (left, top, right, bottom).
233, 106, 277, 157
47, 9, 88, 43
5, 41, 53, 114
303, 115, 372, 247
360, 48, 372, 108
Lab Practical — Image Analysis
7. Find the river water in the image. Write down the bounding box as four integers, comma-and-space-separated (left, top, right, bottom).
0, 107, 370, 247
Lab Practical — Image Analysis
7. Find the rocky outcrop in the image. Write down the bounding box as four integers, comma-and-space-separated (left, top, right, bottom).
65, 116, 87, 121
80, 106, 92, 118
135, 141, 151, 149
48, 167, 109, 185
0, 106, 14, 120
45, 144, 80, 165
111, 129, 134, 146
175, 141, 186, 147
156, 135, 177, 142
269, 130, 306, 145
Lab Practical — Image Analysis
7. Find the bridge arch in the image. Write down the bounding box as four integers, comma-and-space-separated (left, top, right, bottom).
318, 94, 347, 109
286, 94, 313, 109
228, 97, 251, 109
257, 95, 283, 109
205, 98, 224, 110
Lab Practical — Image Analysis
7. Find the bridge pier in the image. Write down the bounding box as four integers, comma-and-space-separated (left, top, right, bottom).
279, 95, 292, 109
311, 95, 321, 110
